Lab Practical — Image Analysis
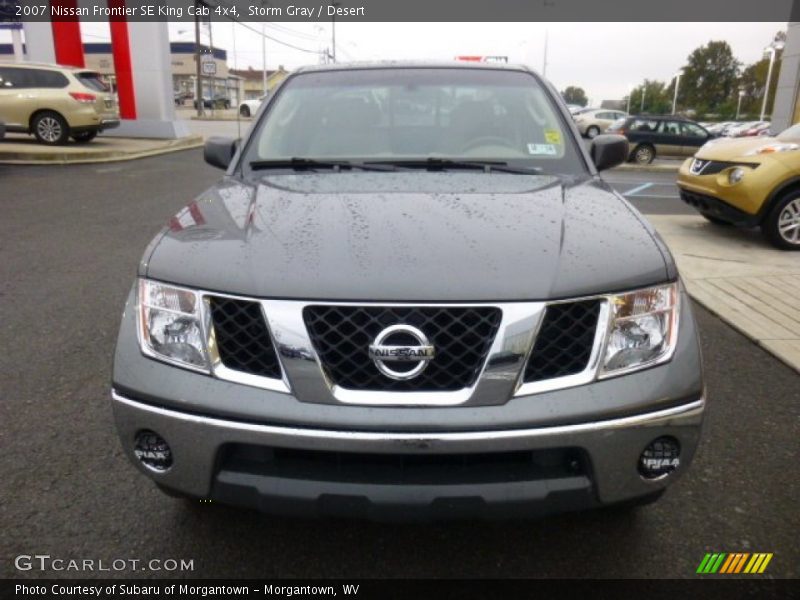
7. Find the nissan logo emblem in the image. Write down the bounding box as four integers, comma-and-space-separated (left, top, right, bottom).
368, 324, 436, 381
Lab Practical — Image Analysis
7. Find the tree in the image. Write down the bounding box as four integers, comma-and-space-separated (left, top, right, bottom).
561, 86, 588, 107
679, 41, 741, 116
625, 79, 672, 115
737, 31, 785, 118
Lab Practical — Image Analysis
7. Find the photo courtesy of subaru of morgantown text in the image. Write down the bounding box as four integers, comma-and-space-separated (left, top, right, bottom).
1, 0, 798, 591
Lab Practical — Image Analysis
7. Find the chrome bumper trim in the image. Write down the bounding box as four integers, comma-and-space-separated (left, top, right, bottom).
112, 389, 704, 448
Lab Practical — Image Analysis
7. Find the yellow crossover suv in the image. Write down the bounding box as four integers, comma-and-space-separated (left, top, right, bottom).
0, 63, 119, 145
677, 124, 800, 250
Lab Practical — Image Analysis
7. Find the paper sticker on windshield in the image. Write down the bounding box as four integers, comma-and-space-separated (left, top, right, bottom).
527, 143, 557, 156
544, 129, 562, 144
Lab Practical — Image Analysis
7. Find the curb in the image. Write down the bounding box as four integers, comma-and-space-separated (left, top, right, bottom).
0, 136, 204, 165
613, 163, 681, 173
190, 116, 253, 122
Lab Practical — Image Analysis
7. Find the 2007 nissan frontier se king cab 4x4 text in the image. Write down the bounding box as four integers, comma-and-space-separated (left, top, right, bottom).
111, 63, 705, 520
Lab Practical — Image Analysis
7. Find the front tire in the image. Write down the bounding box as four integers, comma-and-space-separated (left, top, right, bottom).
632, 144, 655, 164
762, 191, 800, 250
586, 125, 600, 139
32, 111, 69, 145
239, 105, 251, 118
71, 131, 97, 144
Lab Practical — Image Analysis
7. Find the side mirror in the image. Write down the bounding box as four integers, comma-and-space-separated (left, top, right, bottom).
204, 136, 239, 170
590, 134, 629, 171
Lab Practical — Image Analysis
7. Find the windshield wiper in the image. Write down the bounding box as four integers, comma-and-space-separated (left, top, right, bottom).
365, 158, 543, 175
249, 158, 395, 172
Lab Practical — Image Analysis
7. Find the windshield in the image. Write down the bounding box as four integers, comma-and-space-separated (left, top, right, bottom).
242, 68, 586, 175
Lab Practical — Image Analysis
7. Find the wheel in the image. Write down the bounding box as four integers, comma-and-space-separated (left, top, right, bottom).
762, 191, 800, 250
632, 144, 655, 165
239, 105, 251, 118
71, 131, 97, 144
586, 125, 600, 139
32, 111, 69, 145
700, 212, 731, 226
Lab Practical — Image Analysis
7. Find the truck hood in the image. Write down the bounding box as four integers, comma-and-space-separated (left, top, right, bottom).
143, 172, 671, 301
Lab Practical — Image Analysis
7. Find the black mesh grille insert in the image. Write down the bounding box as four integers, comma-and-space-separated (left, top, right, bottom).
523, 300, 602, 382
209, 296, 282, 379
303, 306, 502, 392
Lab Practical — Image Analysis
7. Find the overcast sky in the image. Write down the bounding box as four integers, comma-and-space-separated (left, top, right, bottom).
2, 22, 784, 102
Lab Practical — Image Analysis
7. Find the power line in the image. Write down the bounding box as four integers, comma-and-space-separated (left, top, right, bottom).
205, 0, 321, 54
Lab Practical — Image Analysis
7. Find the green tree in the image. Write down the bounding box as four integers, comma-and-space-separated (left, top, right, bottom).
737, 31, 785, 118
679, 41, 741, 115
626, 79, 672, 115
561, 86, 588, 106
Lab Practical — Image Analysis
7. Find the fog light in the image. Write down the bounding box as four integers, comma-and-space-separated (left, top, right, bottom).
134, 430, 173, 472
638, 437, 680, 479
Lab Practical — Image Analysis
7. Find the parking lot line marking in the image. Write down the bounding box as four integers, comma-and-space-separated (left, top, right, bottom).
622, 182, 653, 196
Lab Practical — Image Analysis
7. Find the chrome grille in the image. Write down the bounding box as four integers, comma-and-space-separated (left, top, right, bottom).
523, 299, 602, 382
209, 296, 282, 379
303, 305, 502, 392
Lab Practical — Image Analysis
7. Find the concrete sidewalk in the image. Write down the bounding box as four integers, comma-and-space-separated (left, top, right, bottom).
0, 133, 203, 164
649, 215, 800, 373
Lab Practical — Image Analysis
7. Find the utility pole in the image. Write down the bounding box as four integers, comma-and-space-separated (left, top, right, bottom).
640, 86, 646, 113
207, 16, 214, 109
194, 2, 204, 117
262, 23, 268, 95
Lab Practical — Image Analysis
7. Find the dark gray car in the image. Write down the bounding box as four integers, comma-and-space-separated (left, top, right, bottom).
112, 63, 704, 520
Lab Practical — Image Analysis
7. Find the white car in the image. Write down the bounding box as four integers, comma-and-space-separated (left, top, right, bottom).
238, 95, 267, 118
574, 109, 629, 138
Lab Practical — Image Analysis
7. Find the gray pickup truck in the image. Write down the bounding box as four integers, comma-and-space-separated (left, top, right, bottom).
111, 63, 704, 520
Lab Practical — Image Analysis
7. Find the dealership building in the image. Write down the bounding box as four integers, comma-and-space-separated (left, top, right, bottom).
0, 41, 246, 104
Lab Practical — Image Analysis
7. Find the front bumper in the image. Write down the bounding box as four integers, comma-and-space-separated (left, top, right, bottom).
111, 390, 704, 519
678, 188, 760, 227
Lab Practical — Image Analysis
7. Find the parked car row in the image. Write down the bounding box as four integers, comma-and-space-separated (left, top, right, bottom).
0, 62, 119, 145
700, 120, 771, 137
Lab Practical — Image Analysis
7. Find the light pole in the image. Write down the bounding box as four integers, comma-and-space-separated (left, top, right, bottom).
671, 70, 683, 115
761, 40, 785, 121
542, 29, 548, 77
736, 89, 745, 120
626, 84, 633, 114
640, 84, 646, 113
330, 2, 341, 63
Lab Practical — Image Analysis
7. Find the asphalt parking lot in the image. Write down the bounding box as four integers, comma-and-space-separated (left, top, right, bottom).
1, 150, 798, 579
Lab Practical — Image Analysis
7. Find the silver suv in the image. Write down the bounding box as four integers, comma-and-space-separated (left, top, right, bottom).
112, 63, 704, 520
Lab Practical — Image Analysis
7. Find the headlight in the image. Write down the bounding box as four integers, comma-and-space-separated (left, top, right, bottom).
600, 283, 679, 377
728, 167, 745, 184
746, 142, 799, 155
138, 279, 210, 372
